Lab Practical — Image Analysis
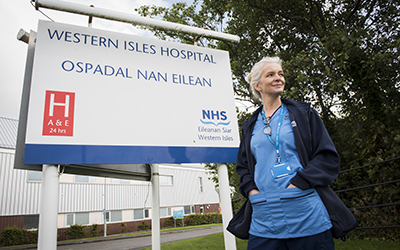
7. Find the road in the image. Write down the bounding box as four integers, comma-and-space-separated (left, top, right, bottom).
57, 226, 223, 250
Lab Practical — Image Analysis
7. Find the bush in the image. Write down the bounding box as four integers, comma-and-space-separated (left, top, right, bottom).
138, 221, 150, 231
90, 224, 98, 237
0, 226, 29, 247
27, 230, 38, 244
186, 213, 222, 226
99, 225, 108, 235
164, 216, 183, 227
120, 222, 127, 233
64, 224, 87, 239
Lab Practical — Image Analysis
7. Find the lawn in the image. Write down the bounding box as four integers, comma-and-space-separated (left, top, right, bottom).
142, 232, 400, 250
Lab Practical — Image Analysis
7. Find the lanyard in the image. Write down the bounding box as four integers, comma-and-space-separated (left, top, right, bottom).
262, 103, 285, 163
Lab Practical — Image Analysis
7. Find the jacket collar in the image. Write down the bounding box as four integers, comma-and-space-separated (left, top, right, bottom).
243, 98, 310, 130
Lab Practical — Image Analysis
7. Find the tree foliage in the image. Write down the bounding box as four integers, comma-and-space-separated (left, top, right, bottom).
135, 0, 400, 240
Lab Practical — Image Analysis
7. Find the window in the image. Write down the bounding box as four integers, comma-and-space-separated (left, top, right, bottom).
66, 212, 89, 226
184, 205, 195, 215
184, 206, 190, 215
89, 176, 97, 183
27, 171, 42, 181
112, 178, 130, 184
105, 211, 110, 223
119, 179, 130, 184
75, 212, 89, 224
199, 177, 203, 193
200, 205, 204, 214
73, 175, 97, 183
24, 215, 39, 230
134, 209, 150, 220
102, 210, 122, 222
111, 210, 122, 222
66, 214, 74, 225
160, 207, 172, 217
74, 175, 89, 183
159, 175, 173, 185
134, 209, 144, 220
134, 209, 149, 220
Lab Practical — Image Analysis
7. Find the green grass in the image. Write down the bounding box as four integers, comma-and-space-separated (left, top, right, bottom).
334, 239, 400, 250
107, 223, 222, 238
0, 224, 222, 248
141, 232, 400, 250
2, 225, 399, 250
141, 232, 244, 250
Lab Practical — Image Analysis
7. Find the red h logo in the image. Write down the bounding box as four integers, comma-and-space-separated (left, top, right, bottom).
42, 90, 75, 136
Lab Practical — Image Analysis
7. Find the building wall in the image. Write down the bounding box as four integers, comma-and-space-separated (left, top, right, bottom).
159, 165, 219, 206
0, 152, 41, 215
0, 151, 220, 234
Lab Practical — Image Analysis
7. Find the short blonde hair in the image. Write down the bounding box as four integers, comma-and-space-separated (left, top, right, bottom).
248, 56, 282, 100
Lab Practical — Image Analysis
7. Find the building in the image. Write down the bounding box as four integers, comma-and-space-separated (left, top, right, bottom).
0, 117, 220, 239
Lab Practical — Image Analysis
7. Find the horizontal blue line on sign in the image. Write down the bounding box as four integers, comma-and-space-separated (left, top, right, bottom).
23, 144, 239, 165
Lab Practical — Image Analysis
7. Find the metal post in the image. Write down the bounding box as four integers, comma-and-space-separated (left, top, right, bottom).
217, 164, 237, 250
88, 5, 94, 27
151, 164, 161, 250
38, 165, 59, 250
34, 0, 240, 43
103, 177, 107, 237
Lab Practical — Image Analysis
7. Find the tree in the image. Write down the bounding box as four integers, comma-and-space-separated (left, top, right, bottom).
135, 0, 400, 239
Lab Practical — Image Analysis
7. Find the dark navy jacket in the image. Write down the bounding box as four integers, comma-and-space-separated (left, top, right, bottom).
237, 98, 340, 196
235, 98, 357, 239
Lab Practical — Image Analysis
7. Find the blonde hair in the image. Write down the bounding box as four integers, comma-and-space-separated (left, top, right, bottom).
248, 56, 283, 100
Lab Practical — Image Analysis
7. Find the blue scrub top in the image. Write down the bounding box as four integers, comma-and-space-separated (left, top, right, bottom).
249, 106, 332, 239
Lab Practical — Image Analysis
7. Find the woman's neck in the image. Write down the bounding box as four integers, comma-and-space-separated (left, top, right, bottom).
262, 96, 282, 117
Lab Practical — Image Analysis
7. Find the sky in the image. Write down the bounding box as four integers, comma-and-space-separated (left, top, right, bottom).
0, 0, 193, 120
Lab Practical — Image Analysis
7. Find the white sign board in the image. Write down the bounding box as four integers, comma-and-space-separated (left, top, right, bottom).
24, 20, 239, 165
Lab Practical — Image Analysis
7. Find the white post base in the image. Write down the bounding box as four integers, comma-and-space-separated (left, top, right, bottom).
38, 165, 59, 250
151, 164, 161, 250
217, 163, 237, 250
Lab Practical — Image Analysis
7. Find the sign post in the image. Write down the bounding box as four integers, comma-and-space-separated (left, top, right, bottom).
218, 164, 237, 250
151, 164, 161, 250
37, 165, 59, 250
103, 178, 107, 237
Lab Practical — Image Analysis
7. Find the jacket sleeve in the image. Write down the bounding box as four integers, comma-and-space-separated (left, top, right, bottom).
290, 108, 340, 189
237, 127, 258, 198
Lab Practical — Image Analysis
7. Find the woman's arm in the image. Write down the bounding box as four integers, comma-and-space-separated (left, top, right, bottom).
290, 108, 340, 189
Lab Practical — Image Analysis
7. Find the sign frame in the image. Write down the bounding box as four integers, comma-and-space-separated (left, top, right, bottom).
20, 20, 239, 167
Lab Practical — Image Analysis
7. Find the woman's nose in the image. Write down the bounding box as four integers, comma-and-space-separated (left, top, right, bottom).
274, 74, 283, 81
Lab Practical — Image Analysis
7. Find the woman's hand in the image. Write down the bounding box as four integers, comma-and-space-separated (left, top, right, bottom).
248, 189, 260, 196
287, 184, 297, 189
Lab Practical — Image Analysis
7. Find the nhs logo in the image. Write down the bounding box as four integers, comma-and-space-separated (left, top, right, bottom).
200, 110, 231, 126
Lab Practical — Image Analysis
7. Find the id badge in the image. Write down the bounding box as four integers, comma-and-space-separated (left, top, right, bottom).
270, 162, 292, 179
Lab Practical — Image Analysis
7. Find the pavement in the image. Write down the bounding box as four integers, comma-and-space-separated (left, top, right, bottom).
1, 225, 224, 250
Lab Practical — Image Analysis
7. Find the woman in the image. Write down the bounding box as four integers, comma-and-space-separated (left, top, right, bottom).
237, 56, 339, 249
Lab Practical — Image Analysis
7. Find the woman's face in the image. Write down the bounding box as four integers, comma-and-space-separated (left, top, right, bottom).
255, 62, 285, 98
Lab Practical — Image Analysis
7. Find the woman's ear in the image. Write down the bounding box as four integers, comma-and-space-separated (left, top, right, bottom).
254, 82, 262, 92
